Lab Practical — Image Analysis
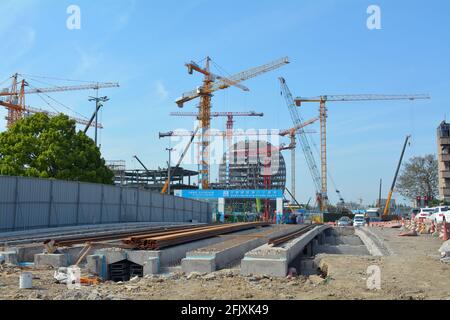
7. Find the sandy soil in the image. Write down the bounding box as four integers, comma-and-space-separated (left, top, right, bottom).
0, 227, 449, 300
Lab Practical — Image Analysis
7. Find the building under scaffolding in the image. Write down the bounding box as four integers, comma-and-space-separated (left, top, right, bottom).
106, 161, 199, 193
216, 140, 287, 214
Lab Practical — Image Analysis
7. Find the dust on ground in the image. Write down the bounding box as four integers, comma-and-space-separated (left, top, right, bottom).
0, 227, 449, 300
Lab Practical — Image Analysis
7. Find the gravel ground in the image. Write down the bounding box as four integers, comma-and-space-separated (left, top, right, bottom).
0, 227, 449, 300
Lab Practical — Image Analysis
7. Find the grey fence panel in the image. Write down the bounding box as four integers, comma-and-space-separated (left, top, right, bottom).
193, 202, 201, 222
163, 195, 175, 222
137, 190, 151, 222
78, 183, 102, 225
102, 185, 121, 223
121, 188, 138, 222
50, 180, 78, 227
15, 178, 51, 230
0, 176, 211, 232
0, 177, 18, 231
200, 203, 209, 223
184, 199, 193, 222
151, 193, 164, 222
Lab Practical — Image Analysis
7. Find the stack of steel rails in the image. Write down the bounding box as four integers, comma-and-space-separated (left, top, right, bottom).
123, 222, 271, 250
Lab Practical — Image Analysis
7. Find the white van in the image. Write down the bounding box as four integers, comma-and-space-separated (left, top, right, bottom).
353, 214, 366, 227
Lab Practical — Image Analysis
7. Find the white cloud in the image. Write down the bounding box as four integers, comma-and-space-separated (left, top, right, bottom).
115, 0, 136, 30
155, 81, 169, 101
72, 47, 103, 78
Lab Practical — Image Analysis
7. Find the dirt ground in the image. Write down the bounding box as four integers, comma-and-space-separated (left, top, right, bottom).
0, 227, 449, 300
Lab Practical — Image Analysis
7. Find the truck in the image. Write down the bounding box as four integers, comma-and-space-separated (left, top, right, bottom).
365, 208, 382, 222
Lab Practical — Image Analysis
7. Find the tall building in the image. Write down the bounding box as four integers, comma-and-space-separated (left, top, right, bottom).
437, 121, 450, 202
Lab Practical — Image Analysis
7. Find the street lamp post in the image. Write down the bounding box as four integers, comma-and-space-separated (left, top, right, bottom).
166, 148, 174, 195
88, 95, 109, 147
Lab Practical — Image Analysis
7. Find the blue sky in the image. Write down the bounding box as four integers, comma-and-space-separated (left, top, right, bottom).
1, 0, 449, 205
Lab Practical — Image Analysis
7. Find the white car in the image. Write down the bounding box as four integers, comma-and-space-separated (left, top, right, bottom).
415, 208, 435, 220
430, 206, 450, 224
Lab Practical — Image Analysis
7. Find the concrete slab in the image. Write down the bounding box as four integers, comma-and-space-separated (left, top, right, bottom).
181, 226, 301, 274
34, 254, 68, 268
241, 225, 330, 277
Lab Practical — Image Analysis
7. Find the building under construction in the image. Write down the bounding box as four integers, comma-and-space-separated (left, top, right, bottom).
107, 161, 199, 193
215, 140, 287, 214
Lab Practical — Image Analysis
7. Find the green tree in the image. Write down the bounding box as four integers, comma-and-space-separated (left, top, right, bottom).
0, 113, 114, 184
396, 154, 438, 201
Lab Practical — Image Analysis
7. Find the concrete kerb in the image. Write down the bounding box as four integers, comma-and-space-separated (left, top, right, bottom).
240, 225, 330, 277
181, 226, 301, 274
354, 227, 391, 257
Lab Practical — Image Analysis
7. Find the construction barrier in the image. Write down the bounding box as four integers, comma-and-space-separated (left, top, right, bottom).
440, 221, 450, 241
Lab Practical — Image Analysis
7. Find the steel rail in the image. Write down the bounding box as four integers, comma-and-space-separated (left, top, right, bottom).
54, 224, 209, 247
124, 222, 271, 250
268, 225, 317, 247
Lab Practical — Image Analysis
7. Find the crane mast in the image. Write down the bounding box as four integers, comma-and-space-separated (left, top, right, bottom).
295, 93, 430, 212
279, 77, 324, 210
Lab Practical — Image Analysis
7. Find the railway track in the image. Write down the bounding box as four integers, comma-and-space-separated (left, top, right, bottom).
268, 225, 317, 246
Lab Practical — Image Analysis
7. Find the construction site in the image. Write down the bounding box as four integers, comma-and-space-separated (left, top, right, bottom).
0, 1, 450, 305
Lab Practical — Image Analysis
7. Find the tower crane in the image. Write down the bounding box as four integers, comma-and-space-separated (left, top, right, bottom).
0, 73, 119, 128
278, 117, 319, 203
279, 78, 324, 211
176, 57, 290, 190
294, 93, 431, 211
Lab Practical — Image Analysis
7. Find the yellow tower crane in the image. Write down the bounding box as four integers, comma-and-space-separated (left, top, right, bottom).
294, 94, 430, 211
176, 57, 290, 190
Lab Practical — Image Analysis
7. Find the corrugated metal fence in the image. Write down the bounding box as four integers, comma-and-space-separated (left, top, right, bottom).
0, 176, 211, 232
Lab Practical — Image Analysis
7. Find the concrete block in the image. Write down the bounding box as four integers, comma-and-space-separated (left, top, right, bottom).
34, 254, 68, 268
94, 249, 126, 265
439, 240, 450, 257
0, 251, 18, 265
241, 257, 288, 277
181, 256, 216, 274
127, 251, 153, 266
143, 257, 160, 275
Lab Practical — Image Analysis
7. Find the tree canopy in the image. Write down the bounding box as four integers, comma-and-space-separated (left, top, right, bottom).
396, 154, 438, 201
0, 113, 114, 184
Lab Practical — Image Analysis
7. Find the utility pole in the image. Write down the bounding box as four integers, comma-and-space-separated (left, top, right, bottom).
378, 179, 383, 209
88, 95, 109, 147
166, 148, 174, 195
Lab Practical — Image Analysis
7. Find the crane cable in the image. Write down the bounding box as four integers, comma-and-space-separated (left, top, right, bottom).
18, 73, 98, 84
25, 81, 89, 120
